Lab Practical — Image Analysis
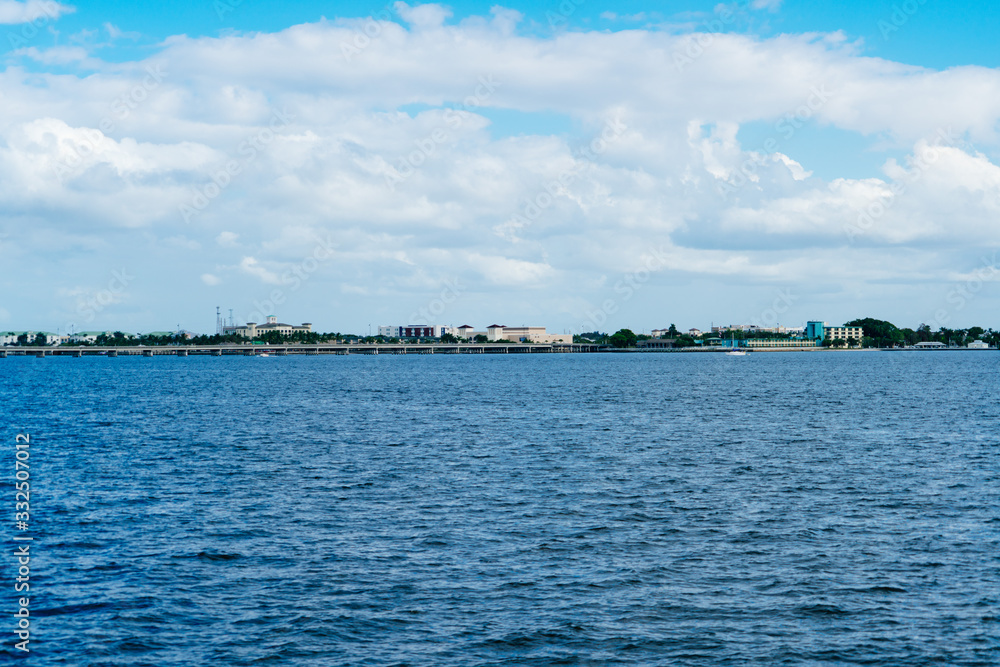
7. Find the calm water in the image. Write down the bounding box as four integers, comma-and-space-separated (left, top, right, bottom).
1, 351, 998, 666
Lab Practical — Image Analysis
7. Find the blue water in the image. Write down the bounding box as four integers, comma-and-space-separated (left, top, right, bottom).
1, 352, 998, 665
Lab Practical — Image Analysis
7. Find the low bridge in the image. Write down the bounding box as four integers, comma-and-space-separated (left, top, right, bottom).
0, 343, 608, 358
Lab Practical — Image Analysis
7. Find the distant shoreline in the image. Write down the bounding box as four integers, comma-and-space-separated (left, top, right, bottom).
2, 344, 994, 358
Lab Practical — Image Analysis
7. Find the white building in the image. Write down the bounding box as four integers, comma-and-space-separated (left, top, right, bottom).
486, 325, 572, 344
377, 323, 571, 343
0, 331, 65, 346
968, 340, 990, 349
825, 326, 864, 343
69, 331, 136, 344
224, 316, 312, 338
378, 324, 444, 338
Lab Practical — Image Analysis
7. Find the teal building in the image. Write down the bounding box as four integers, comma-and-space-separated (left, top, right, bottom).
805, 321, 825, 342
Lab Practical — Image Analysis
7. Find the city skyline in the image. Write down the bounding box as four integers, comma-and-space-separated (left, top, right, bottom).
2, 1, 1000, 333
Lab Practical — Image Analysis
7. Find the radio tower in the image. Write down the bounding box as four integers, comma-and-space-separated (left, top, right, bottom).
216, 306, 223, 335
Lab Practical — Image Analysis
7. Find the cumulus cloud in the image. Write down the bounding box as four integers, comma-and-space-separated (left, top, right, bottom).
0, 0, 72, 25
2, 11, 1000, 331
216, 232, 240, 247
239, 257, 282, 285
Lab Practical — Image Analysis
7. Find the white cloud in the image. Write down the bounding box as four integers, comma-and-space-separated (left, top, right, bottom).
0, 0, 72, 25
216, 232, 240, 247
393, 2, 452, 30
238, 257, 282, 285
3, 14, 1000, 331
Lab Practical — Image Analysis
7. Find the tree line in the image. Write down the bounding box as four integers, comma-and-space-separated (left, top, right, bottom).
575, 319, 999, 349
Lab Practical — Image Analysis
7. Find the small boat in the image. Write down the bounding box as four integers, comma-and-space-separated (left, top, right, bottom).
259, 352, 270, 357
725, 331, 747, 356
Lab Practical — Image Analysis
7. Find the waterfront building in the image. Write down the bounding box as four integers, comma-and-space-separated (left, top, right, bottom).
487, 325, 572, 344
805, 321, 825, 341
744, 338, 819, 349
224, 316, 312, 338
968, 340, 990, 349
1, 331, 65, 346
825, 325, 863, 344
637, 338, 676, 349
67, 331, 140, 344
379, 325, 441, 338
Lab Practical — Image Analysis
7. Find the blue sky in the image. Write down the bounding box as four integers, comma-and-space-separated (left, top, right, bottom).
16, 0, 1000, 68
1, 0, 1000, 335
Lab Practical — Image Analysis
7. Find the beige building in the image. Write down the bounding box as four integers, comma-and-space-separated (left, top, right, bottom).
485, 325, 572, 344
824, 326, 863, 343
224, 316, 312, 338
744, 338, 819, 349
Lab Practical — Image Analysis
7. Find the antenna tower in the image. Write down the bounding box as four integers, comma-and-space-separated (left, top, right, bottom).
216, 306, 223, 335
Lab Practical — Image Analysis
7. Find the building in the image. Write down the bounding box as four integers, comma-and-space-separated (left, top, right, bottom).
224, 316, 312, 338
688, 328, 703, 337
1, 331, 65, 346
376, 323, 571, 343
744, 338, 819, 349
637, 338, 676, 349
805, 321, 825, 342
713, 324, 796, 335
486, 325, 572, 344
968, 340, 990, 349
825, 326, 863, 343
379, 325, 453, 338
69, 331, 137, 344
379, 325, 442, 338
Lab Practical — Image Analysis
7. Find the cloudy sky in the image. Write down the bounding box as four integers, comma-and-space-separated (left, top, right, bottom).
2, 0, 999, 335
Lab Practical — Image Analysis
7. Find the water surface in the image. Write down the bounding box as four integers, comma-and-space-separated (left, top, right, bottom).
1, 352, 998, 665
